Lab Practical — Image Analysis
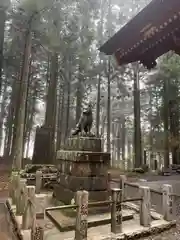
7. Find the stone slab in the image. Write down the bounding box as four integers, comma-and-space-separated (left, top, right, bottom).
57, 161, 108, 177
8, 192, 53, 217
122, 202, 163, 220
53, 184, 109, 205
6, 196, 177, 240
45, 209, 134, 232
43, 214, 176, 240
56, 151, 110, 163
64, 137, 102, 152
21, 230, 31, 240
32, 125, 54, 164
35, 193, 53, 215
57, 174, 107, 191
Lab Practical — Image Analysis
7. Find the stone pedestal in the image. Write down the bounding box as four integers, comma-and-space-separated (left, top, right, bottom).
54, 137, 110, 206
32, 125, 54, 165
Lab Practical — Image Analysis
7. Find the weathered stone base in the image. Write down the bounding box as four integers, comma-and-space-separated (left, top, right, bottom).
64, 137, 102, 152
57, 159, 109, 177
55, 137, 111, 216
57, 150, 110, 163
57, 173, 107, 191
54, 184, 109, 205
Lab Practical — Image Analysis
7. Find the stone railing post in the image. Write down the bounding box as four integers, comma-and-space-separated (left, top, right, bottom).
75, 191, 82, 240
31, 226, 44, 240
111, 188, 122, 234
9, 173, 16, 202
75, 190, 88, 240
16, 178, 27, 215
139, 186, 151, 227
35, 171, 42, 194
11, 173, 20, 205
119, 175, 127, 199
22, 186, 36, 231
107, 172, 111, 198
162, 184, 173, 221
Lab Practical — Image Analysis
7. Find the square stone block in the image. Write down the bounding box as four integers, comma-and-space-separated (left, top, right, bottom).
54, 184, 109, 205
57, 174, 108, 191
56, 151, 111, 163
64, 137, 102, 152
57, 160, 109, 177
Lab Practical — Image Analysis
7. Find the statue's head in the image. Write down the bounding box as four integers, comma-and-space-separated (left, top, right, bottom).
82, 102, 92, 114
88, 101, 92, 108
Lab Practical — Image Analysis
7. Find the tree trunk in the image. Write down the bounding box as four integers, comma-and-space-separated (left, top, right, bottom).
115, 120, 120, 164
100, 115, 106, 151
25, 128, 31, 158
46, 53, 50, 93
121, 116, 126, 169
163, 80, 170, 168
23, 58, 32, 156
12, 30, 32, 170
127, 137, 132, 170
45, 53, 58, 127
168, 83, 179, 164
106, 58, 111, 153
111, 122, 116, 167
56, 79, 64, 149
106, 0, 112, 153
11, 72, 22, 159
133, 63, 142, 168
96, 74, 101, 137
44, 52, 58, 162
4, 78, 17, 157
0, 77, 8, 151
24, 89, 36, 158
76, 68, 82, 124
96, 0, 104, 137
0, 8, 6, 95
65, 78, 71, 140
149, 89, 154, 169
169, 100, 179, 164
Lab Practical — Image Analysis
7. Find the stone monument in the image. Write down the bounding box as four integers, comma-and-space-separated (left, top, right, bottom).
53, 103, 111, 205
32, 125, 54, 165
54, 137, 110, 204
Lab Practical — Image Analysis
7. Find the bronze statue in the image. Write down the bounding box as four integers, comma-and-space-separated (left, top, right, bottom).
72, 103, 93, 136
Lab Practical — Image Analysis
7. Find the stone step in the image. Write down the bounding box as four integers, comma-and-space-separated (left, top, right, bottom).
43, 215, 176, 240
46, 209, 134, 232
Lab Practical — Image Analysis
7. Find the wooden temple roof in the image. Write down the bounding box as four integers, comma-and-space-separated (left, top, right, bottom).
99, 0, 180, 69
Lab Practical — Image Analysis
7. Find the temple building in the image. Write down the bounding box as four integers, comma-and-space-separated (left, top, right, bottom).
100, 0, 180, 69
